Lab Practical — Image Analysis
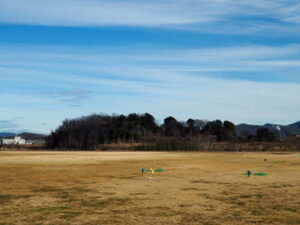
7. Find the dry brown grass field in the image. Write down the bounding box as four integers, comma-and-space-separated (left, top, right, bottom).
0, 151, 299, 225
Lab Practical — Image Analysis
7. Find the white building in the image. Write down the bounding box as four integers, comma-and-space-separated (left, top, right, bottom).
0, 136, 26, 145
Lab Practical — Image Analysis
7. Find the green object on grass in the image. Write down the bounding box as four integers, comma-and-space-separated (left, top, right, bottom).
145, 169, 164, 172
241, 173, 267, 176
272, 161, 286, 163
253, 173, 267, 176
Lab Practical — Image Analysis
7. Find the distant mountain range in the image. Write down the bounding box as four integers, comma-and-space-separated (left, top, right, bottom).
0, 132, 16, 138
0, 132, 46, 140
236, 121, 300, 139
289, 121, 300, 129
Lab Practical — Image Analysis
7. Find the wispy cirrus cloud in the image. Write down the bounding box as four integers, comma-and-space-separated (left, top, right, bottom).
0, 44, 299, 131
0, 117, 28, 133
0, 0, 300, 34
42, 90, 91, 107
0, 120, 19, 130
1, 44, 300, 83
1, 44, 300, 109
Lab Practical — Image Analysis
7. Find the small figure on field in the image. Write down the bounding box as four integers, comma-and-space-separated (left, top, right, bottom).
247, 170, 252, 178
264, 158, 267, 162
141, 168, 145, 174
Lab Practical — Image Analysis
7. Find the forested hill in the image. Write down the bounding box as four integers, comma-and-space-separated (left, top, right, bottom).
46, 113, 277, 150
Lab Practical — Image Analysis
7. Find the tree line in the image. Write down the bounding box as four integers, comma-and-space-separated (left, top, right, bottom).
46, 113, 275, 150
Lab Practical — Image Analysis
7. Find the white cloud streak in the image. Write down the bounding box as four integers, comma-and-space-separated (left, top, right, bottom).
0, 120, 19, 130
1, 44, 300, 80
0, 0, 300, 34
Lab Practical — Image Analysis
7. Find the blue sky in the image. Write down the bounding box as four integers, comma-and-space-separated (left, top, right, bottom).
0, 0, 300, 134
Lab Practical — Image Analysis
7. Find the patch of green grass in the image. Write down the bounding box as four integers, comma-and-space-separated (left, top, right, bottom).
181, 187, 198, 191
199, 193, 212, 198
33, 206, 70, 212
229, 211, 243, 219
0, 212, 11, 217
178, 204, 191, 208
56, 191, 72, 199
129, 192, 146, 196
235, 201, 246, 206
31, 206, 71, 219
247, 219, 262, 224
101, 192, 116, 195
143, 206, 171, 210
289, 163, 300, 166
51, 206, 70, 210
191, 179, 214, 184
153, 211, 174, 217
250, 208, 264, 216
59, 211, 81, 219
109, 197, 131, 206
80, 199, 107, 208
180, 213, 205, 223
272, 204, 284, 210
0, 195, 13, 200
216, 182, 231, 185
81, 197, 131, 208
0, 194, 31, 203
221, 191, 231, 195
238, 194, 252, 199
181, 215, 201, 223
72, 187, 92, 194
34, 186, 92, 195
284, 207, 297, 212
95, 219, 122, 224
37, 187, 93, 204
118, 176, 137, 180
255, 194, 263, 199
32, 187, 62, 193
270, 183, 294, 188
110, 209, 129, 214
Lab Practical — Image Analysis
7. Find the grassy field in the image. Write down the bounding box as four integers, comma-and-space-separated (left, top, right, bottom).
0, 151, 299, 225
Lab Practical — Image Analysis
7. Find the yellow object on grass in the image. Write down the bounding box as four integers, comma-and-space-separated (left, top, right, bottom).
150, 168, 155, 175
